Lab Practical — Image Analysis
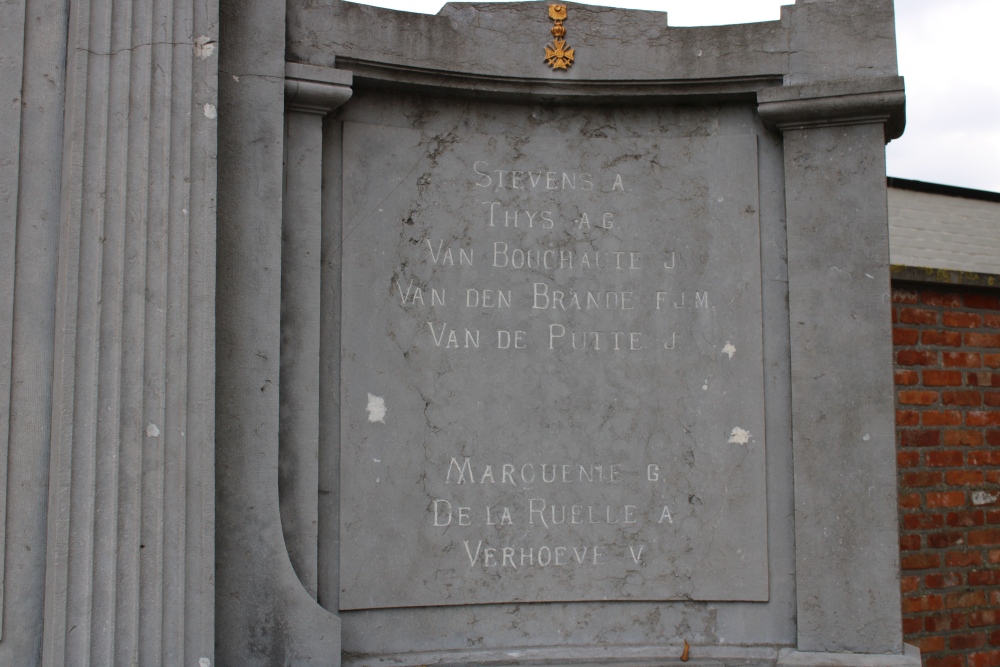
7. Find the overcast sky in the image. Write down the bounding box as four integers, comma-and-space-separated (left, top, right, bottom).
347, 0, 1000, 193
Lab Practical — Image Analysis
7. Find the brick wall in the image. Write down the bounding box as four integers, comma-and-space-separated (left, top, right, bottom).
893, 282, 1000, 667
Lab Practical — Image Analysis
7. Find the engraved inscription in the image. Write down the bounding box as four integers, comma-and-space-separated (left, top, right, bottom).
340, 125, 768, 610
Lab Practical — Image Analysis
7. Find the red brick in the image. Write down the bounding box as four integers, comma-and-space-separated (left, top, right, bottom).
994, 590, 1000, 605
946, 470, 986, 485
899, 350, 939, 366
946, 430, 985, 447
969, 411, 1000, 426
903, 593, 944, 611
905, 512, 944, 529
916, 636, 947, 653
948, 510, 986, 527
947, 591, 988, 608
896, 369, 920, 386
900, 307, 940, 324
904, 471, 943, 488
990, 472, 1000, 484
894, 328, 920, 345
925, 330, 964, 346
928, 657, 964, 667
970, 651, 1000, 667
902, 430, 941, 447
893, 289, 920, 304
898, 451, 920, 467
902, 553, 940, 570
970, 530, 1000, 545
989, 510, 1000, 524
925, 572, 963, 589
897, 409, 920, 426
969, 372, 1000, 387
900, 390, 939, 405
903, 616, 922, 634
951, 634, 989, 651
991, 551, 1000, 564
924, 292, 964, 307
926, 370, 966, 386
969, 333, 1000, 348
969, 570, 1000, 586
900, 493, 922, 509
929, 532, 966, 548
928, 491, 966, 507
946, 312, 984, 328
987, 354, 1000, 369
970, 450, 1000, 466
926, 614, 968, 632
966, 294, 1000, 310
985, 392, 1000, 407
987, 430, 1000, 446
946, 352, 984, 368
948, 551, 983, 567
926, 451, 965, 467
987, 314, 1000, 328
900, 534, 922, 550
924, 410, 963, 426
901, 575, 920, 594
991, 629, 1000, 646
944, 390, 984, 406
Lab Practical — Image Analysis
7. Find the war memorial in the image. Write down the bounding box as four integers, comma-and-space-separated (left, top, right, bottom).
0, 0, 915, 664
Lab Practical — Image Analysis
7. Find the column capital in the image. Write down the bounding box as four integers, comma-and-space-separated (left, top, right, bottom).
758, 76, 905, 143
285, 62, 353, 114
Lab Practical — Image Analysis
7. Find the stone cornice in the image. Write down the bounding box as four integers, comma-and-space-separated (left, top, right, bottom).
758, 76, 906, 143
284, 62, 353, 114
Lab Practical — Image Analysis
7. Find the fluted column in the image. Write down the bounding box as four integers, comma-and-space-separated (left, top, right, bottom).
0, 0, 27, 639
42, 0, 218, 664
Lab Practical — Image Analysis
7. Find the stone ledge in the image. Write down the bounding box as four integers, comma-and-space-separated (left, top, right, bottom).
343, 644, 781, 667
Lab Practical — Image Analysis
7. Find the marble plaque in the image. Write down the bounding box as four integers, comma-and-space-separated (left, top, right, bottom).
339, 121, 768, 610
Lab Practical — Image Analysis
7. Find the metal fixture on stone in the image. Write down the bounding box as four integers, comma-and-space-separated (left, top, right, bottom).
544, 4, 575, 70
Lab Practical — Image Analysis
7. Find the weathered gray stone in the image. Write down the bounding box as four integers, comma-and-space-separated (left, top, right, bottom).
38, 0, 218, 664
0, 0, 911, 664
338, 122, 769, 609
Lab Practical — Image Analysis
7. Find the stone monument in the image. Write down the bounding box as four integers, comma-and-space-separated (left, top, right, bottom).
0, 0, 915, 665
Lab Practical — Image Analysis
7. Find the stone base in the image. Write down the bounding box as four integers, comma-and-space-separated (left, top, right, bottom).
778, 645, 921, 667
341, 645, 921, 667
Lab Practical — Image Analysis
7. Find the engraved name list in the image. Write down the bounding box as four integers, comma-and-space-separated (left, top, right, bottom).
340, 125, 769, 609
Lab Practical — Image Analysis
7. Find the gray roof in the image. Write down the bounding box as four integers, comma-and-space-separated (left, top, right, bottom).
888, 178, 1000, 275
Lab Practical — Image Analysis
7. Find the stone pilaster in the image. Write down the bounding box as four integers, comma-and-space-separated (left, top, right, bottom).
41, 0, 218, 663
280, 62, 352, 601
759, 76, 914, 661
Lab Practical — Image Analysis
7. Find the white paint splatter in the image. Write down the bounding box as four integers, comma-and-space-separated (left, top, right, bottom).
863, 433, 871, 441
194, 36, 216, 59
373, 458, 381, 463
972, 491, 999, 506
145, 423, 160, 438
722, 342, 736, 359
366, 393, 386, 423
232, 74, 240, 82
203, 103, 217, 119
728, 427, 750, 445
199, 659, 211, 667
702, 383, 708, 391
